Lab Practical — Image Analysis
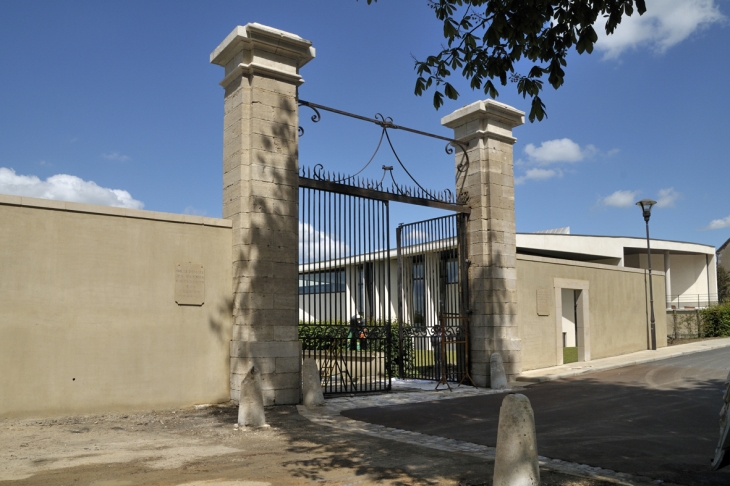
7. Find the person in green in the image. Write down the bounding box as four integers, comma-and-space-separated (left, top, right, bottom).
349, 312, 366, 351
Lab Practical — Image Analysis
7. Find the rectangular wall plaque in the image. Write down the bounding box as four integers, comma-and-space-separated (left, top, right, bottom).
175, 263, 205, 306
536, 288, 550, 316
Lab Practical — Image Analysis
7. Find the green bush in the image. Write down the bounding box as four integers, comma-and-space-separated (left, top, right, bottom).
699, 302, 730, 337
298, 319, 414, 379
298, 320, 350, 350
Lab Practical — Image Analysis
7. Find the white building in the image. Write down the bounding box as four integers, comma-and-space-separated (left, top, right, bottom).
299, 230, 718, 336
518, 232, 718, 309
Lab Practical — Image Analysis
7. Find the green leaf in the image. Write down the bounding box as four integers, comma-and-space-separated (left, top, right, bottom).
444, 82, 460, 100
433, 91, 444, 110
528, 96, 547, 123
414, 77, 427, 96
402, 0, 646, 121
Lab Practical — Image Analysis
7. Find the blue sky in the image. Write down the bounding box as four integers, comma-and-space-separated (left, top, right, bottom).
0, 0, 728, 248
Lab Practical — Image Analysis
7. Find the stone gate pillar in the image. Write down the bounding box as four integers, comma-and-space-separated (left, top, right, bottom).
442, 100, 524, 386
210, 24, 315, 405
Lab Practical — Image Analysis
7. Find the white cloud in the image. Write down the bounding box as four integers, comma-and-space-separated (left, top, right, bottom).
656, 187, 680, 208
102, 152, 131, 162
707, 215, 730, 230
515, 168, 561, 185
0, 167, 144, 209
524, 138, 597, 164
600, 189, 640, 208
402, 228, 432, 244
299, 222, 349, 264
595, 0, 726, 60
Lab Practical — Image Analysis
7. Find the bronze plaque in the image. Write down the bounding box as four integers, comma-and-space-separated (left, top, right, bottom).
536, 288, 550, 316
175, 263, 205, 306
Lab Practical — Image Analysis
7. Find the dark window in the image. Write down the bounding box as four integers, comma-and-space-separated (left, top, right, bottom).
356, 263, 374, 316
298, 269, 345, 294
412, 255, 425, 326
442, 249, 458, 284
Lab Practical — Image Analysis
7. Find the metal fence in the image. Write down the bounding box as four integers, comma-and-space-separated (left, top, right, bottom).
667, 294, 720, 310
668, 309, 704, 339
299, 322, 392, 394
296, 100, 473, 395
298, 185, 392, 394
396, 215, 469, 382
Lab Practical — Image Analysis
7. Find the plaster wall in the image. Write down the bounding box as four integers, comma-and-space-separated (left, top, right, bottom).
662, 254, 709, 297
626, 253, 709, 298
517, 234, 714, 262
0, 196, 233, 419
518, 254, 667, 372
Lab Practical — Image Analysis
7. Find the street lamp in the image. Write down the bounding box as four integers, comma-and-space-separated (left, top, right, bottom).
636, 199, 657, 350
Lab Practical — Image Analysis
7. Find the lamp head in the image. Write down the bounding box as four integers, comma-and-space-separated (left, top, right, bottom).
636, 199, 657, 222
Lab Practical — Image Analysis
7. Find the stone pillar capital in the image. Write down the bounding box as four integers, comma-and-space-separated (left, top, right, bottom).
210, 23, 316, 88
441, 99, 524, 145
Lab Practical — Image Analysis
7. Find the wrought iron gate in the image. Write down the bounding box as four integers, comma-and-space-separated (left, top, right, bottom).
297, 100, 472, 395
299, 184, 392, 395
396, 215, 471, 384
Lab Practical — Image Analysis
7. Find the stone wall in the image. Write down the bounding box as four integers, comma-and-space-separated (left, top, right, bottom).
0, 196, 233, 419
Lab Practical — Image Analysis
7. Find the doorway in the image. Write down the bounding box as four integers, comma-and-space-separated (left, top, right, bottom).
554, 279, 590, 366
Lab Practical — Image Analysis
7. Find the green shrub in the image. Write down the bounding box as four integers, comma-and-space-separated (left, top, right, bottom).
298, 320, 349, 350
699, 302, 730, 337
297, 319, 414, 379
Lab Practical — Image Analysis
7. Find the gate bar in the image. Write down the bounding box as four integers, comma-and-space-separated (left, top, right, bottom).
300, 177, 471, 214
298, 99, 470, 156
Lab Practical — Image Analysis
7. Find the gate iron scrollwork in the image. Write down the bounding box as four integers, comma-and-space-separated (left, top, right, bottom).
298, 99, 470, 210
298, 101, 472, 395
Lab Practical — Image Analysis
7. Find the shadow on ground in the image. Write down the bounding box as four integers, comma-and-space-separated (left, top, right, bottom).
343, 350, 730, 486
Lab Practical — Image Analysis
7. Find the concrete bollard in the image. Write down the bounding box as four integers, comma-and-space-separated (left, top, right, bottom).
238, 366, 266, 427
490, 352, 508, 390
302, 358, 325, 407
493, 393, 540, 486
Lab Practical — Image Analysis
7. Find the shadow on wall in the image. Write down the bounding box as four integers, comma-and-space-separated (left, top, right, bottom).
209, 296, 234, 344
229, 88, 299, 342
469, 236, 516, 386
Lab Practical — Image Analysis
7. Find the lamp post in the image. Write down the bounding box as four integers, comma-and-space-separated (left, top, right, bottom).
636, 199, 657, 350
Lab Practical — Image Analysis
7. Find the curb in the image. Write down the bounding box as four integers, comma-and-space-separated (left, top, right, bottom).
517, 339, 730, 383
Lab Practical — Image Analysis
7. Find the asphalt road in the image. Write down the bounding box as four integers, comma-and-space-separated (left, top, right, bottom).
342, 346, 730, 486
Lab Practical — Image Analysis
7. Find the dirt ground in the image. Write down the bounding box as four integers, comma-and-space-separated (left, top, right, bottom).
0, 403, 621, 486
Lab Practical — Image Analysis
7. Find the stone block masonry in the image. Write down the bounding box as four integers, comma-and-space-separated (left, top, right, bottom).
442, 100, 524, 386
211, 24, 315, 405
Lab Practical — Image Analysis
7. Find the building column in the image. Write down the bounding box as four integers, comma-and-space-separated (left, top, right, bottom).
442, 100, 525, 386
708, 253, 718, 304
664, 251, 672, 308
210, 24, 315, 405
